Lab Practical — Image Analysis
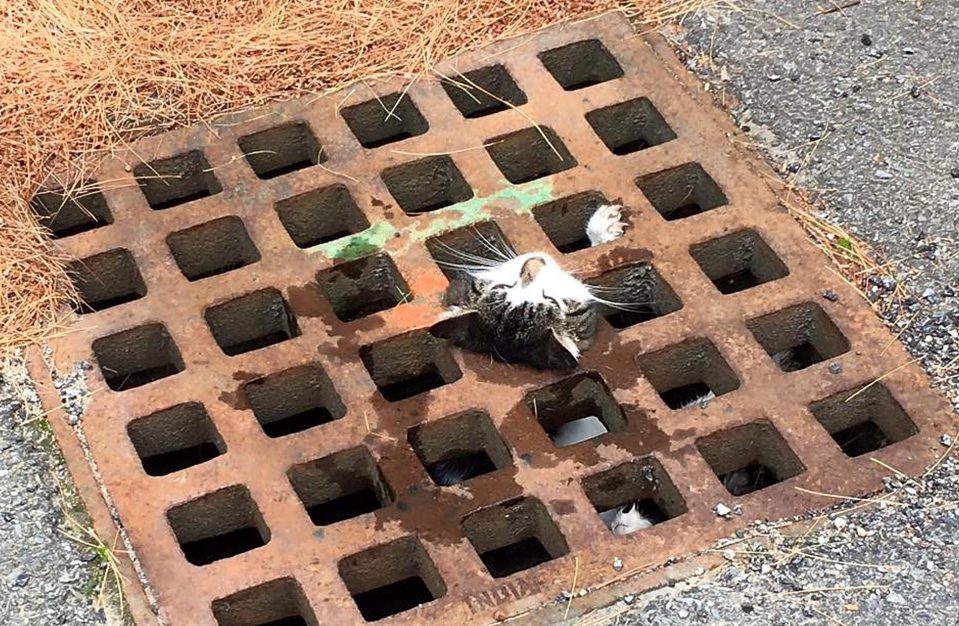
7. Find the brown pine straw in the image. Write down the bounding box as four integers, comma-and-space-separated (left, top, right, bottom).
5, 0, 728, 356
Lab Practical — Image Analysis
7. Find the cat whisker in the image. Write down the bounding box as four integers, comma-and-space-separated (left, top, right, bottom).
469, 227, 515, 262
589, 296, 662, 313
433, 259, 495, 273
583, 284, 625, 293
431, 240, 499, 267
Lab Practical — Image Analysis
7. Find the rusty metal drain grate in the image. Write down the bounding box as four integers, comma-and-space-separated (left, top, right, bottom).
30, 12, 954, 626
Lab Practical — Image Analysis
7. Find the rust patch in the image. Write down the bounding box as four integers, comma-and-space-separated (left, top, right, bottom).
594, 245, 654, 271
28, 13, 955, 626
551, 499, 577, 515
286, 283, 332, 319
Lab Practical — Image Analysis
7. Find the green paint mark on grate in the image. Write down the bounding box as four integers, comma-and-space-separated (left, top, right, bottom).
316, 179, 554, 262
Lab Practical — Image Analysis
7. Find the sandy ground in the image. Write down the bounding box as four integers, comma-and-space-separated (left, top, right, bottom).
1, 1, 956, 624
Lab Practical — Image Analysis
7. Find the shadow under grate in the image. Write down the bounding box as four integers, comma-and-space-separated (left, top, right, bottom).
128, 402, 225, 476
635, 338, 740, 410
30, 182, 113, 238
339, 536, 446, 621
582, 456, 687, 534
239, 122, 325, 179
408, 410, 511, 486
243, 364, 345, 438
696, 420, 806, 496
167, 485, 270, 566
134, 150, 222, 210
587, 262, 682, 328
69, 248, 146, 313
288, 446, 392, 526
212, 577, 318, 626
462, 497, 569, 578
810, 383, 918, 457
360, 331, 462, 402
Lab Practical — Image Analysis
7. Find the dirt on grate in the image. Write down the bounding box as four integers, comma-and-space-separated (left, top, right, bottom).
3, 0, 723, 354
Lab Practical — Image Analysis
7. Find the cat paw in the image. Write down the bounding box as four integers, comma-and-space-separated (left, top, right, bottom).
586, 204, 627, 246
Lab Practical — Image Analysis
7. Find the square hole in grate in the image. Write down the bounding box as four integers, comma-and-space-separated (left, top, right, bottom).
408, 410, 511, 486
69, 248, 146, 313
360, 331, 462, 402
339, 536, 446, 621
425, 221, 515, 279
585, 97, 676, 155
525, 372, 626, 448
288, 446, 392, 526
134, 150, 222, 211
635, 338, 740, 410
167, 216, 261, 281
205, 288, 300, 356
341, 93, 429, 149
538, 39, 624, 91
532, 191, 612, 253
238, 122, 324, 180
462, 497, 569, 578
581, 456, 687, 535
485, 126, 577, 184
92, 323, 184, 391
30, 183, 112, 238
587, 263, 682, 329
810, 383, 918, 457
212, 577, 318, 626
275, 185, 370, 248
636, 163, 727, 221
690, 229, 790, 295
747, 302, 850, 372
127, 402, 225, 476
381, 156, 473, 215
441, 64, 528, 118
167, 485, 269, 566
243, 365, 346, 438
696, 420, 806, 496
315, 253, 411, 322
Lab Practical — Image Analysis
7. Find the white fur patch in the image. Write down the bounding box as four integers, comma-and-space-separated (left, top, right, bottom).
586, 204, 627, 246
599, 505, 654, 535
680, 389, 716, 409
551, 330, 581, 361
609, 506, 654, 535
550, 415, 607, 447
470, 252, 594, 310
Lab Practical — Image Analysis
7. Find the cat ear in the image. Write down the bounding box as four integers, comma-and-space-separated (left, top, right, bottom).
540, 330, 581, 370
430, 311, 492, 353
442, 275, 478, 308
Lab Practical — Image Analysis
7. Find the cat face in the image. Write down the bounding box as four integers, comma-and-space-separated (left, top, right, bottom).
598, 502, 654, 535
610, 502, 654, 535
432, 252, 599, 369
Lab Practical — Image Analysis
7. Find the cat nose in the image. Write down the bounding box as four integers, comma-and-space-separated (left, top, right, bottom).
520, 256, 547, 286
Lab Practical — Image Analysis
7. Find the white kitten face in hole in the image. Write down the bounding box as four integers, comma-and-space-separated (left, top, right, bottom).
470, 252, 594, 310
598, 502, 654, 535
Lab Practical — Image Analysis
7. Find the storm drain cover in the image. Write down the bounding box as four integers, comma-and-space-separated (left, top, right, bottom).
30, 12, 954, 626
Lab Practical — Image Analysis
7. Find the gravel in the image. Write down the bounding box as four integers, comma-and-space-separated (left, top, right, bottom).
0, 358, 106, 626
672, 0, 959, 384
573, 1, 959, 624
580, 457, 959, 626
